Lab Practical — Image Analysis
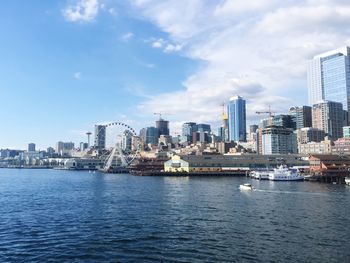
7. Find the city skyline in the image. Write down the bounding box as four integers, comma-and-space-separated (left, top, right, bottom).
2, 1, 350, 149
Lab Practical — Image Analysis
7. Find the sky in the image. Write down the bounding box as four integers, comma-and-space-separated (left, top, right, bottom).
2, 0, 350, 150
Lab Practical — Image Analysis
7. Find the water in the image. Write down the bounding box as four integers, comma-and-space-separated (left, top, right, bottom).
0, 169, 349, 262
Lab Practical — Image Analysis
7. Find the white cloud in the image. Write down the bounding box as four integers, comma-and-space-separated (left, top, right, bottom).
164, 44, 182, 53
150, 38, 182, 53
129, 0, 350, 133
151, 38, 165, 48
121, 32, 134, 42
74, 72, 81, 79
63, 0, 99, 22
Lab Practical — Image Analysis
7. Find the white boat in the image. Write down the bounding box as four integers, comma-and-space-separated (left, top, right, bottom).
239, 183, 253, 191
268, 165, 304, 181
250, 170, 270, 180
345, 177, 350, 185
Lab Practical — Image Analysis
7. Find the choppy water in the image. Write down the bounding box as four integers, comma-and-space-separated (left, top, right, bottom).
0, 169, 349, 262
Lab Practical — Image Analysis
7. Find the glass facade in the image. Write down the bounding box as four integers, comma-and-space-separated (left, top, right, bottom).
227, 95, 246, 142
307, 47, 350, 123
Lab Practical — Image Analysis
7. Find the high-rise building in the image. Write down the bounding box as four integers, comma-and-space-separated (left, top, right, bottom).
307, 46, 350, 122
56, 141, 75, 156
272, 114, 296, 129
296, 127, 325, 144
227, 95, 246, 142
261, 126, 297, 154
156, 118, 169, 136
182, 122, 197, 143
28, 143, 36, 152
289, 106, 312, 129
94, 125, 106, 150
312, 100, 343, 140
140, 127, 159, 146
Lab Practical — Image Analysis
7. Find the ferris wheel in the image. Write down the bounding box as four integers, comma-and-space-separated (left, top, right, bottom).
95, 122, 141, 172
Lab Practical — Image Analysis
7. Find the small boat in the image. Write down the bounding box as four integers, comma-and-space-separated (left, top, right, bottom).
345, 177, 350, 185
239, 183, 253, 191
268, 165, 304, 181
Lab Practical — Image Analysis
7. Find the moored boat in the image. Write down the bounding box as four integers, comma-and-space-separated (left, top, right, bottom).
250, 170, 270, 180
268, 165, 304, 181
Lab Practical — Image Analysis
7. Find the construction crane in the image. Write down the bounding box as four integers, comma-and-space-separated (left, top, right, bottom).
256, 105, 276, 125
255, 105, 276, 118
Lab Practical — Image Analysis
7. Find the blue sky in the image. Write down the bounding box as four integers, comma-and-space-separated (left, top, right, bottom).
2, 0, 350, 149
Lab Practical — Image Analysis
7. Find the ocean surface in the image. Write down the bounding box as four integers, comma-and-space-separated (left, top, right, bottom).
0, 169, 349, 262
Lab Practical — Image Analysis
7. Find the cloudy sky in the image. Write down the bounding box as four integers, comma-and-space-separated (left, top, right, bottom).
1, 0, 350, 149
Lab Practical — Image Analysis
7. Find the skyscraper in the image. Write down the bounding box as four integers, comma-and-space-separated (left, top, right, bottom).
94, 125, 106, 150
182, 122, 197, 143
156, 118, 169, 136
312, 100, 343, 140
307, 46, 350, 122
289, 106, 312, 129
227, 95, 246, 142
28, 143, 36, 152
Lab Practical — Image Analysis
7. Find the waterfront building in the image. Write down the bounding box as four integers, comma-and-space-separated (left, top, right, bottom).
28, 143, 36, 152
289, 106, 312, 129
307, 46, 350, 123
56, 141, 75, 157
164, 154, 308, 173
94, 125, 106, 150
298, 139, 332, 155
261, 126, 297, 154
312, 100, 343, 140
343, 126, 350, 138
331, 137, 350, 155
182, 122, 197, 143
156, 118, 169, 136
309, 154, 350, 183
227, 95, 246, 142
296, 127, 325, 144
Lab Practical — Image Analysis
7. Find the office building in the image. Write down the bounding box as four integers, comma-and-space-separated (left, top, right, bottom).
156, 118, 169, 136
312, 100, 343, 140
272, 114, 295, 129
296, 127, 325, 144
261, 126, 297, 154
197, 123, 211, 133
182, 122, 197, 143
227, 95, 246, 142
307, 46, 350, 122
343, 126, 350, 138
56, 141, 75, 157
331, 138, 350, 154
289, 106, 312, 129
140, 127, 159, 146
28, 143, 36, 152
298, 139, 332, 155
94, 125, 106, 150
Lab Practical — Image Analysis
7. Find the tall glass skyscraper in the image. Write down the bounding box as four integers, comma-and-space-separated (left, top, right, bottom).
307, 46, 350, 122
227, 95, 246, 142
